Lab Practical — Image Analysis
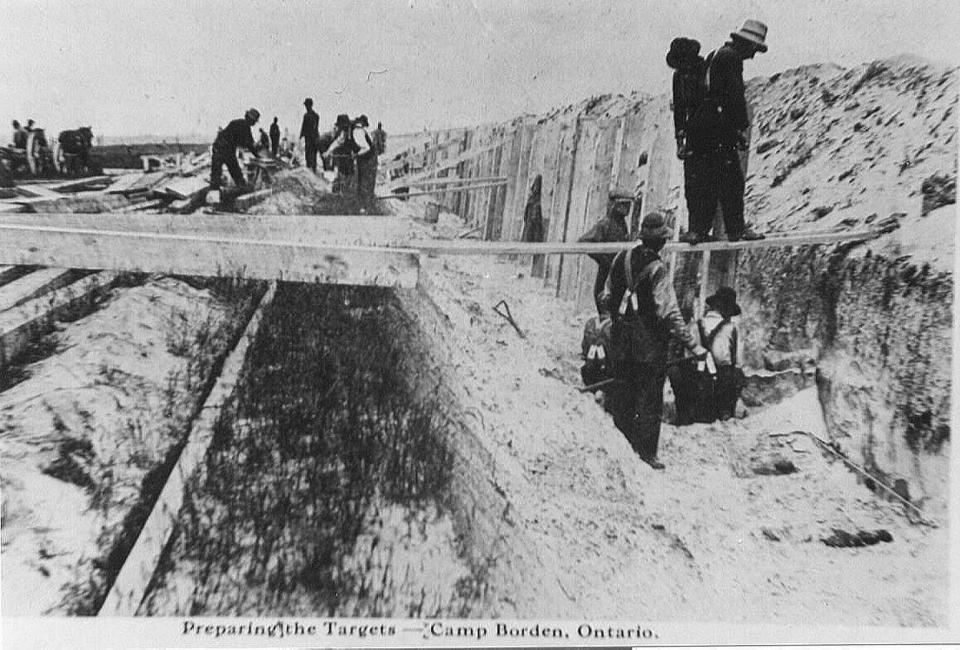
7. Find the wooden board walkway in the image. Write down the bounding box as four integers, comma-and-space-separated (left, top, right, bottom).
0, 224, 420, 288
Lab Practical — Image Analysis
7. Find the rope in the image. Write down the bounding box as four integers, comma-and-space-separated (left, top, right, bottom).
799, 431, 940, 528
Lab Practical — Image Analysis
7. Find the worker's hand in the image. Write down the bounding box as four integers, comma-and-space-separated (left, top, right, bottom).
691, 344, 709, 359
735, 129, 750, 151
676, 141, 690, 160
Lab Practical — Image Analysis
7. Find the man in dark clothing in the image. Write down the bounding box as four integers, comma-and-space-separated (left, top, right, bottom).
600, 212, 708, 469
300, 97, 320, 172
352, 115, 379, 212
11, 120, 27, 149
210, 108, 261, 191
269, 117, 281, 157
372, 122, 387, 156
675, 20, 768, 244
579, 194, 632, 316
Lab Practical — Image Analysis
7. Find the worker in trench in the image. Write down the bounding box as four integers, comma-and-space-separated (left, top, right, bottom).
600, 212, 708, 470
209, 108, 262, 193
671, 20, 768, 244
352, 114, 379, 213
322, 114, 361, 200
579, 193, 633, 316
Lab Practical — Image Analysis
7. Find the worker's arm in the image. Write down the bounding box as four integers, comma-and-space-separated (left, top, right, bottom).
598, 252, 624, 319
322, 132, 345, 158
353, 128, 370, 157
299, 115, 309, 140
651, 263, 706, 355
713, 48, 750, 133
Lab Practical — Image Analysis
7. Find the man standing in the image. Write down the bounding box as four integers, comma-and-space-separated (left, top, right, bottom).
352, 114, 378, 212
372, 121, 387, 156
601, 212, 707, 469
697, 287, 743, 420
269, 117, 281, 157
678, 20, 768, 244
579, 194, 632, 316
11, 120, 27, 149
210, 108, 261, 191
300, 97, 320, 173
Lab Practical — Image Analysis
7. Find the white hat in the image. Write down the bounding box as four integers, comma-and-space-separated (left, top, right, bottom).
731, 19, 768, 53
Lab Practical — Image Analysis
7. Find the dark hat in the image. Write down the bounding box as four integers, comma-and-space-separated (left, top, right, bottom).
335, 113, 351, 129
304, 97, 314, 106
666, 37, 701, 70
356, 114, 369, 127
706, 286, 742, 317
639, 211, 672, 239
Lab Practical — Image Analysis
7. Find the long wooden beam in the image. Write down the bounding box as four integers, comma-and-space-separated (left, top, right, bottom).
378, 181, 507, 200
402, 176, 508, 188
386, 139, 509, 190
0, 224, 420, 288
0, 268, 75, 312
99, 282, 277, 616
413, 228, 884, 256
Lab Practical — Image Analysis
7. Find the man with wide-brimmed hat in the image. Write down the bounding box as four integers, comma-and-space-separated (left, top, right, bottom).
209, 108, 261, 191
679, 19, 767, 245
698, 286, 744, 420
600, 212, 708, 469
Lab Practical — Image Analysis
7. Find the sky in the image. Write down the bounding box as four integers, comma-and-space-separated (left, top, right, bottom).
0, 0, 957, 140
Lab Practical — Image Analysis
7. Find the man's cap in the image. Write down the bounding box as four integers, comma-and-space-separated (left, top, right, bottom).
245, 108, 261, 122
356, 114, 370, 127
706, 286, 742, 317
731, 19, 768, 53
666, 37, 701, 69
335, 113, 352, 129
304, 97, 313, 106
639, 211, 672, 239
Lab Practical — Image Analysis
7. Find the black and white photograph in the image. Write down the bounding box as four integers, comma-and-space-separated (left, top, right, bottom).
0, 0, 957, 647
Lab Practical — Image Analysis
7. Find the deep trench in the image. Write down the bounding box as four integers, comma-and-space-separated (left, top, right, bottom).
138, 282, 487, 617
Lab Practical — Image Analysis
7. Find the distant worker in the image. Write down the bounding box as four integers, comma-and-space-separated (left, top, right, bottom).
317, 126, 335, 171
258, 128, 270, 152
11, 120, 27, 149
322, 114, 357, 196
676, 20, 768, 244
300, 97, 321, 172
600, 212, 708, 469
521, 175, 546, 276
371, 121, 387, 156
696, 287, 744, 421
269, 117, 280, 157
210, 108, 261, 191
579, 194, 632, 316
25, 119, 35, 132
352, 114, 379, 212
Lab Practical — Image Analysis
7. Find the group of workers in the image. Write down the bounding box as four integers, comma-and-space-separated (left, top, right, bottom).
575, 19, 768, 469
9, 119, 39, 150
209, 99, 387, 212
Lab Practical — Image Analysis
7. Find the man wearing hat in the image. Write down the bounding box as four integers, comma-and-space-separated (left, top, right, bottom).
323, 114, 358, 195
209, 108, 262, 191
579, 193, 633, 316
299, 98, 321, 173
679, 19, 768, 245
352, 114, 379, 212
600, 212, 708, 469
698, 286, 744, 420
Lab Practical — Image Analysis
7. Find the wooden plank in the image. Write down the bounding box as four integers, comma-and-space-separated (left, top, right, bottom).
47, 175, 114, 192
161, 175, 209, 199
0, 268, 76, 312
554, 117, 584, 297
0, 265, 26, 285
0, 225, 420, 288
379, 181, 507, 200
386, 138, 510, 190
232, 188, 274, 211
105, 173, 146, 194
697, 249, 712, 318
99, 282, 277, 617
413, 228, 884, 256
115, 199, 164, 213
0, 271, 118, 370
402, 176, 508, 188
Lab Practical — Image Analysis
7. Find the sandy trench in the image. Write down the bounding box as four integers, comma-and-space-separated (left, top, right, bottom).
0, 277, 239, 615
0, 187, 947, 625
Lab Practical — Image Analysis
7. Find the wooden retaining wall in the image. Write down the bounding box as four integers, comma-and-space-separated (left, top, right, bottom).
406, 95, 687, 312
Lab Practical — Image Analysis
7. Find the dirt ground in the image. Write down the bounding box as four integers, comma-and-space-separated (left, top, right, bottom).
396, 199, 948, 626
0, 278, 238, 615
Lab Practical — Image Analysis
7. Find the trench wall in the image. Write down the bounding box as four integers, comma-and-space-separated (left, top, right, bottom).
398, 70, 953, 516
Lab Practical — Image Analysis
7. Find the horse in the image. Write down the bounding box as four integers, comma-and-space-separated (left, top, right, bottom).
57, 126, 94, 176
